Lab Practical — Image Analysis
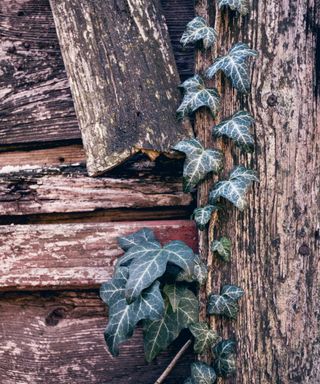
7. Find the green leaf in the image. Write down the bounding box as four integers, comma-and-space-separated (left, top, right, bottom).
212, 110, 255, 152
100, 277, 127, 307
212, 339, 237, 377
192, 205, 218, 230
209, 165, 258, 210
176, 255, 208, 286
165, 240, 197, 277
135, 281, 165, 322
206, 43, 258, 93
217, 0, 250, 15
163, 284, 184, 312
113, 266, 129, 280
174, 138, 223, 192
191, 362, 217, 384
177, 75, 220, 118
184, 378, 194, 384
181, 16, 218, 49
189, 322, 220, 354
118, 228, 155, 251
211, 237, 232, 262
143, 285, 198, 362
117, 240, 161, 268
220, 285, 244, 301
207, 294, 239, 319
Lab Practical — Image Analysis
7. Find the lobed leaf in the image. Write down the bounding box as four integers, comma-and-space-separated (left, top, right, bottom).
217, 0, 250, 15
212, 339, 237, 377
176, 255, 208, 286
174, 138, 223, 192
220, 285, 244, 301
181, 16, 218, 49
211, 237, 232, 262
117, 228, 155, 251
164, 240, 196, 277
206, 43, 258, 93
212, 110, 255, 152
191, 362, 217, 384
189, 322, 221, 354
207, 285, 244, 319
192, 204, 218, 230
209, 165, 258, 210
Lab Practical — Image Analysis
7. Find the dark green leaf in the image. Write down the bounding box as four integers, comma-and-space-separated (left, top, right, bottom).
117, 240, 161, 268
100, 277, 127, 307
212, 110, 255, 152
220, 285, 244, 301
212, 339, 237, 377
118, 228, 155, 251
176, 256, 208, 286
192, 205, 218, 230
163, 284, 184, 312
211, 237, 232, 262
184, 378, 195, 384
206, 43, 258, 93
174, 138, 223, 192
181, 16, 217, 49
164, 240, 197, 277
209, 165, 258, 210
207, 294, 239, 319
113, 266, 129, 280
179, 74, 205, 93
189, 322, 220, 354
217, 0, 250, 15
191, 362, 217, 384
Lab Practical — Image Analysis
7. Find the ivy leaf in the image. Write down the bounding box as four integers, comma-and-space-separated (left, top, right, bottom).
207, 294, 239, 319
165, 240, 197, 277
143, 285, 198, 361
191, 362, 217, 384
209, 165, 258, 210
206, 43, 258, 93
163, 284, 184, 312
220, 285, 244, 301
184, 378, 194, 384
192, 204, 218, 230
100, 277, 127, 307
217, 0, 250, 15
117, 240, 161, 268
189, 322, 221, 354
177, 75, 220, 118
176, 255, 208, 285
212, 110, 255, 152
135, 280, 165, 322
118, 227, 155, 251
211, 237, 232, 262
173, 138, 223, 192
180, 16, 218, 49
212, 339, 237, 377
113, 266, 129, 280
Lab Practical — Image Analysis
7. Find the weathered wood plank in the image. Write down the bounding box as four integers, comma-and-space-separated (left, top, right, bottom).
0, 170, 192, 216
49, 0, 193, 175
0, 291, 193, 383
0, 220, 198, 291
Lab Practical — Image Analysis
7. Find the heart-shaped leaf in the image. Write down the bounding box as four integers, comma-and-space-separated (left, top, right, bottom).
174, 138, 223, 192
191, 362, 217, 384
206, 43, 258, 93
181, 16, 218, 49
189, 322, 221, 354
220, 285, 244, 301
212, 110, 255, 152
143, 285, 198, 361
212, 339, 237, 377
192, 204, 218, 230
217, 0, 250, 15
165, 240, 197, 277
118, 227, 155, 251
207, 285, 244, 319
211, 237, 232, 262
177, 75, 220, 118
209, 165, 258, 210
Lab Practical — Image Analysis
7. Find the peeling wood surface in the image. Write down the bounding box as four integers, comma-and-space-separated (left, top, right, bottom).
0, 220, 198, 291
0, 291, 193, 383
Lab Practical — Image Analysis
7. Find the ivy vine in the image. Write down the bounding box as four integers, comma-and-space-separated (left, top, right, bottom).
100, 3, 258, 383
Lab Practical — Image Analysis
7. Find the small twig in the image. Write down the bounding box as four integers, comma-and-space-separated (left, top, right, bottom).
154, 339, 192, 384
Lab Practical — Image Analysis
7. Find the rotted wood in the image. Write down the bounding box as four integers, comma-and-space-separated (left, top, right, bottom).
0, 220, 198, 291
50, 0, 193, 176
0, 291, 193, 384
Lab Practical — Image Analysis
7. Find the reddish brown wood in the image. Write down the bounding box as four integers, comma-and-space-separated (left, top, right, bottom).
0, 291, 193, 383
0, 220, 198, 291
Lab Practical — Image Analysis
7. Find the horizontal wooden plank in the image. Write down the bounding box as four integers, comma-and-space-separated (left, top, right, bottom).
0, 291, 193, 383
0, 220, 198, 291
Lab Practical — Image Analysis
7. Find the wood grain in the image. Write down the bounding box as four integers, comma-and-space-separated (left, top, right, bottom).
0, 220, 198, 291
0, 291, 194, 383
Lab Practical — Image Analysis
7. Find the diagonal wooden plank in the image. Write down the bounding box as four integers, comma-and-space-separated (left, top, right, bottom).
0, 220, 198, 291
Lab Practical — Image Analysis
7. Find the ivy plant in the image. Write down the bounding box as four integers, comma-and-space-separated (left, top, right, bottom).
217, 0, 250, 15
180, 16, 218, 49
211, 237, 232, 262
212, 339, 237, 377
207, 285, 244, 319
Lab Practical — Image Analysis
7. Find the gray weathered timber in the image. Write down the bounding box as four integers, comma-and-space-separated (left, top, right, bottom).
195, 1, 320, 383
50, 0, 193, 176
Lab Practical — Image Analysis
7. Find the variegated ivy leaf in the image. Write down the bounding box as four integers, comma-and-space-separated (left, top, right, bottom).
207, 285, 244, 319
117, 227, 155, 251
163, 284, 184, 312
143, 285, 198, 362
206, 43, 258, 93
100, 277, 127, 307
192, 204, 218, 231
189, 322, 221, 354
180, 16, 218, 49
212, 110, 255, 152
212, 339, 237, 377
176, 255, 208, 285
177, 75, 220, 118
191, 362, 217, 384
217, 0, 250, 15
173, 138, 223, 192
113, 266, 129, 280
209, 165, 258, 210
211, 237, 232, 262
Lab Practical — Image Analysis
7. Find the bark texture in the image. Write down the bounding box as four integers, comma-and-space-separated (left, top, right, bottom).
50, 0, 193, 175
195, 1, 320, 383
